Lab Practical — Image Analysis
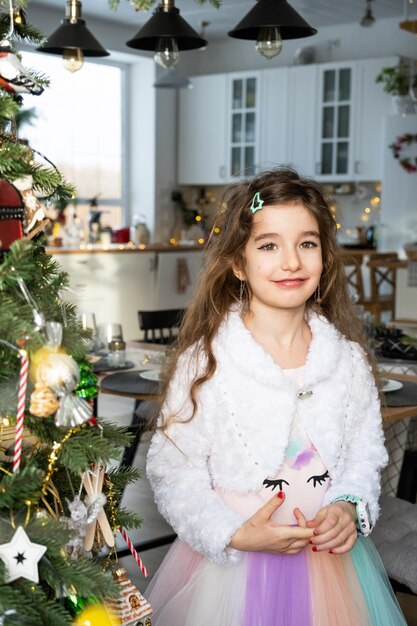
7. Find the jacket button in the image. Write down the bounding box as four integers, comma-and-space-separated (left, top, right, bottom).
297, 389, 313, 400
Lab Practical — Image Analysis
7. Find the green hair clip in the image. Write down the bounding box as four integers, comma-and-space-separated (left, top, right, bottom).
249, 191, 264, 213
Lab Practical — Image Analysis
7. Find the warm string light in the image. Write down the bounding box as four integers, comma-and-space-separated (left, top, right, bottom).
105, 475, 118, 533
41, 428, 77, 495
103, 474, 118, 570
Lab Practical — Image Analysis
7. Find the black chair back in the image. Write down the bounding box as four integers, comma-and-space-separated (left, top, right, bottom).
138, 308, 185, 344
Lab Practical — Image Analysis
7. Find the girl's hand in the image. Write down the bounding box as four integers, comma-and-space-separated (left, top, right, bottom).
306, 502, 358, 554
229, 492, 315, 555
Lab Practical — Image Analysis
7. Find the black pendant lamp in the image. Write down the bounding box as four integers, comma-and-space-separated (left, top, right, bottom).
126, 0, 207, 70
37, 0, 109, 73
228, 0, 317, 60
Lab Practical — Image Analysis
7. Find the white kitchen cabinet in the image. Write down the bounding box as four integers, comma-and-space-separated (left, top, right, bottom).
178, 71, 261, 184
353, 56, 396, 181
178, 57, 395, 186
260, 67, 291, 169
227, 71, 261, 179
314, 62, 357, 181
286, 64, 318, 177
178, 73, 228, 185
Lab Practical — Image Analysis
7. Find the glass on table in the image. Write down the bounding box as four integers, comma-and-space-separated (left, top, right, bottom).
108, 339, 126, 367
79, 311, 98, 352
98, 323, 124, 351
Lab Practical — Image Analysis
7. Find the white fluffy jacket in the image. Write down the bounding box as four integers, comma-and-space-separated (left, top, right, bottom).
146, 309, 388, 566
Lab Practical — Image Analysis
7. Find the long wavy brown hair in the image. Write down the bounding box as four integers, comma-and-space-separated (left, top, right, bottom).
157, 167, 375, 431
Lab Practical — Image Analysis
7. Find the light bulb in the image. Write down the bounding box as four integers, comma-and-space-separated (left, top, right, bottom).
154, 37, 180, 69
360, 1, 375, 27
255, 26, 282, 60
63, 47, 84, 73
360, 9, 375, 27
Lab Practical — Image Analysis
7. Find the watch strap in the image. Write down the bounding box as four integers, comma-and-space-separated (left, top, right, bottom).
331, 494, 361, 506
331, 495, 372, 536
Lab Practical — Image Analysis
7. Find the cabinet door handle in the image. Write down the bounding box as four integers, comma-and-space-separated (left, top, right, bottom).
315, 162, 322, 175
219, 165, 226, 179
77, 260, 88, 265
149, 255, 158, 272
354, 160, 361, 175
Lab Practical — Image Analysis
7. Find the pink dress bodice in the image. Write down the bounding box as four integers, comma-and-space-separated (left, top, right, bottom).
216, 366, 331, 525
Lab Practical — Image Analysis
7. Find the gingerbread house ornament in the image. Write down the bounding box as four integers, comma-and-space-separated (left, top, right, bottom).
106, 568, 152, 626
0, 178, 24, 250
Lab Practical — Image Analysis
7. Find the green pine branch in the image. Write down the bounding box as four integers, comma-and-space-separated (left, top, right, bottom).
100, 421, 133, 448
0, 140, 74, 202
31, 164, 75, 201
0, 466, 44, 511
0, 93, 20, 124
15, 583, 73, 626
107, 465, 141, 490
23, 68, 50, 89
0, 6, 45, 47
113, 507, 142, 531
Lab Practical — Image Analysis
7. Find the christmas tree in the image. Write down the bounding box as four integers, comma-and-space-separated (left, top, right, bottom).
0, 4, 146, 625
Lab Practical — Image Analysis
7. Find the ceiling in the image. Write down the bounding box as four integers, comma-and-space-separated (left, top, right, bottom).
32, 0, 408, 41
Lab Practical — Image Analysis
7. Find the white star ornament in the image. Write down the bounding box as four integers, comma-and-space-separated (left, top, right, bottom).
0, 525, 47, 583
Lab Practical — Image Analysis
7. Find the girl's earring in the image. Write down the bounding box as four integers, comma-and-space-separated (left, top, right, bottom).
315, 282, 322, 305
239, 280, 245, 304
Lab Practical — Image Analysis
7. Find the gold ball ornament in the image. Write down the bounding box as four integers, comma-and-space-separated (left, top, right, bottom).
29, 383, 59, 417
31, 346, 79, 392
72, 604, 121, 626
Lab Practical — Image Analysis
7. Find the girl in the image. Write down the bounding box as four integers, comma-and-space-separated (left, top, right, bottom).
146, 168, 406, 625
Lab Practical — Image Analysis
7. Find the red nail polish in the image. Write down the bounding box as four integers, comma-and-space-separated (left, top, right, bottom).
312, 546, 318, 552
313, 530, 320, 536
309, 540, 314, 545
329, 550, 334, 554
277, 491, 285, 499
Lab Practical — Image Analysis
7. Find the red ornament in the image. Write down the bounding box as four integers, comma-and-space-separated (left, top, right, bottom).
389, 133, 417, 173
0, 179, 25, 250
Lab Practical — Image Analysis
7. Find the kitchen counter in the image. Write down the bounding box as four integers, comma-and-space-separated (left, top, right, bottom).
47, 243, 204, 254
50, 247, 203, 340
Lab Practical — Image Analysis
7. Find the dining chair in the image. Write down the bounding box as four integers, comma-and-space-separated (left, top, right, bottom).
365, 252, 399, 324
343, 252, 366, 303
137, 309, 185, 344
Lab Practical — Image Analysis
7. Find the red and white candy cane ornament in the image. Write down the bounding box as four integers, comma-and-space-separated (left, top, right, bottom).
119, 527, 148, 577
13, 346, 29, 473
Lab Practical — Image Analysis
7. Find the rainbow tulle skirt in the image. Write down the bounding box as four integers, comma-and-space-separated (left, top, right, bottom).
146, 536, 406, 625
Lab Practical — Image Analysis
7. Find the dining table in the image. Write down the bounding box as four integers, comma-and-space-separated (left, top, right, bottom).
97, 345, 417, 499
378, 371, 417, 499
95, 342, 166, 469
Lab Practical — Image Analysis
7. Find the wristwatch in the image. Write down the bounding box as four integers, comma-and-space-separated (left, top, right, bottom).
331, 495, 373, 537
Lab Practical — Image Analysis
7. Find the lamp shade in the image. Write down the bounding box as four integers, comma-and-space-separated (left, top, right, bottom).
228, 0, 317, 40
126, 4, 207, 51
37, 19, 109, 56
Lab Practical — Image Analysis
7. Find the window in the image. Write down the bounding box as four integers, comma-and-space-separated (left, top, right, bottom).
21, 52, 125, 231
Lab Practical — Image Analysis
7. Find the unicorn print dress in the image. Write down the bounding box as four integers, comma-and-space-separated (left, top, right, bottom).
146, 367, 406, 626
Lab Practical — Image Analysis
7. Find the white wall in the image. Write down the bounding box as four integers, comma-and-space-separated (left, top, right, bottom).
380, 115, 417, 256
